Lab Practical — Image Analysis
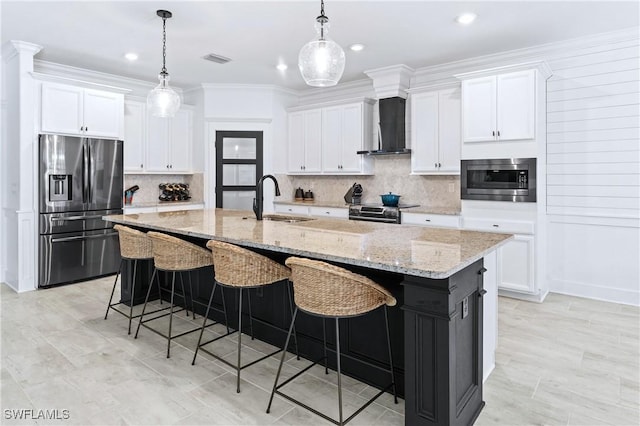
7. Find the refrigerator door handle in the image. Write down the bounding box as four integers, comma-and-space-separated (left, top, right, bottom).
51, 214, 105, 222
82, 141, 89, 204
86, 141, 92, 204
51, 232, 118, 243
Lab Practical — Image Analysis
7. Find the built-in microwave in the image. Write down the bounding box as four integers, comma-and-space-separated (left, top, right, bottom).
461, 158, 537, 202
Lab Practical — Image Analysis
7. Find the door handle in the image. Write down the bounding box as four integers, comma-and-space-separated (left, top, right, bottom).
82, 142, 89, 203
51, 215, 105, 222
51, 232, 118, 243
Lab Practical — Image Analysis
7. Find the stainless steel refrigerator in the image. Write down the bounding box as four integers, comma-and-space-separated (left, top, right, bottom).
39, 134, 123, 287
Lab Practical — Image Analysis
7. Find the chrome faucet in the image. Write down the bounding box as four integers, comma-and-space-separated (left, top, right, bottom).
253, 174, 281, 220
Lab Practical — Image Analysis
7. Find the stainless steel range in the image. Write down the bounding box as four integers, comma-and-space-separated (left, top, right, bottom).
348, 204, 419, 224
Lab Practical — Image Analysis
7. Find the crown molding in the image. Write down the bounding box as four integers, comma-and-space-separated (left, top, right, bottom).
1, 41, 42, 62
30, 72, 132, 93
364, 64, 415, 99
454, 61, 552, 81
296, 78, 374, 105
205, 117, 272, 124
200, 83, 299, 97
287, 96, 376, 112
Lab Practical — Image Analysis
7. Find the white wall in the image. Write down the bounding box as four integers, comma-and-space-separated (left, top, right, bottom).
544, 33, 640, 305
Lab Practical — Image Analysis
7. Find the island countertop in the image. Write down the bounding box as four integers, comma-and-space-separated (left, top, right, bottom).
104, 208, 511, 279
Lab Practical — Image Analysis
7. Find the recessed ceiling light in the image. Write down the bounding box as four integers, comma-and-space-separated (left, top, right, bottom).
349, 43, 365, 52
456, 13, 477, 25
276, 63, 288, 71
124, 52, 138, 61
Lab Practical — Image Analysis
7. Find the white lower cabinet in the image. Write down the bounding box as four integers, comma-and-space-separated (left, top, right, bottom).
462, 217, 536, 294
273, 204, 348, 219
124, 203, 204, 214
274, 204, 310, 215
401, 212, 461, 228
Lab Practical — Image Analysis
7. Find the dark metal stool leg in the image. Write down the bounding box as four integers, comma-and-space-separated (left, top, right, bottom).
384, 306, 398, 404
221, 287, 230, 334
236, 287, 243, 393
286, 280, 300, 360
192, 281, 218, 365
167, 271, 176, 358
135, 268, 158, 339
188, 271, 196, 320
127, 259, 138, 335
247, 289, 255, 340
179, 272, 189, 317
266, 307, 298, 414
336, 318, 344, 426
322, 318, 329, 374
105, 259, 124, 320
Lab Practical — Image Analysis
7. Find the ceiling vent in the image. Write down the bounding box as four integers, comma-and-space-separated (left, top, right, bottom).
203, 53, 231, 64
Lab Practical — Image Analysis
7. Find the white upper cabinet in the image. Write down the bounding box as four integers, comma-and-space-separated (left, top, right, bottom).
123, 100, 146, 172
411, 87, 461, 174
288, 99, 372, 175
288, 109, 322, 173
41, 82, 123, 139
461, 69, 535, 142
146, 107, 193, 173
123, 100, 193, 174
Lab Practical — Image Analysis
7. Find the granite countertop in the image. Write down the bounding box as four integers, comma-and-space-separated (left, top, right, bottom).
274, 200, 461, 216
125, 200, 205, 208
104, 208, 510, 279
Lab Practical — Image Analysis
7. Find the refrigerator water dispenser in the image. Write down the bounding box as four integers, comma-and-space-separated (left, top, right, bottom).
49, 174, 72, 201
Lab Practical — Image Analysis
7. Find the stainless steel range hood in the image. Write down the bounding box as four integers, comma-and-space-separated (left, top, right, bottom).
357, 97, 410, 155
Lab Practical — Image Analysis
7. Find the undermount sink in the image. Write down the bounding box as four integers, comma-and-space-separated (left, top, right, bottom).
262, 215, 315, 223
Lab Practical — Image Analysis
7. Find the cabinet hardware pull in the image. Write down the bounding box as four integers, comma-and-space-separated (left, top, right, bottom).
497, 130, 500, 137
492, 130, 495, 136
492, 224, 499, 227
435, 163, 438, 168
478, 267, 488, 275
326, 211, 330, 214
478, 289, 488, 298
438, 163, 441, 168
140, 164, 143, 168
425, 219, 431, 222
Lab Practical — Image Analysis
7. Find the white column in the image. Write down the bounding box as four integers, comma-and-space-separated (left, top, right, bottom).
1, 40, 42, 292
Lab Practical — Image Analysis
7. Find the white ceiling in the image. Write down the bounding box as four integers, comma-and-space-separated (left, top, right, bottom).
2, 1, 638, 91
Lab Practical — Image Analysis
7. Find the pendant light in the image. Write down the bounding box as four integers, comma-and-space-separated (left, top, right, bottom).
298, 0, 345, 87
147, 10, 181, 118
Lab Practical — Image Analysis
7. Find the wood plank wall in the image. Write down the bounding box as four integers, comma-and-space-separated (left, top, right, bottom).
545, 38, 640, 218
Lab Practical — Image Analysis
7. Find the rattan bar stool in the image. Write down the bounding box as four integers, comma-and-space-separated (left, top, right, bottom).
267, 257, 398, 426
105, 225, 164, 335
192, 240, 299, 393
135, 231, 214, 358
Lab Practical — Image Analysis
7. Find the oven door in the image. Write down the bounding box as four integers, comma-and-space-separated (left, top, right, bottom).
461, 158, 536, 202
39, 229, 121, 287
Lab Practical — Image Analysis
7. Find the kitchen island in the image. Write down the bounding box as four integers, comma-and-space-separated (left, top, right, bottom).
104, 208, 511, 426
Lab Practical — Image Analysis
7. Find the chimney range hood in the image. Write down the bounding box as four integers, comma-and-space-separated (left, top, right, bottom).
357, 97, 410, 155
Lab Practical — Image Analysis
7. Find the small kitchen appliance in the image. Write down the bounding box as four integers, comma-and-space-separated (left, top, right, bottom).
461, 158, 537, 202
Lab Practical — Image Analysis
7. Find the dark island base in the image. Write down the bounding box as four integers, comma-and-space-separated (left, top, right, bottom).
120, 235, 484, 426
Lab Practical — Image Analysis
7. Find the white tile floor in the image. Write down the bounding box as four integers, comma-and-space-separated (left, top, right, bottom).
1, 276, 638, 425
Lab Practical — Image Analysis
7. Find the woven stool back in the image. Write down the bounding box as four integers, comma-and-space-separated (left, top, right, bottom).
114, 225, 153, 260
206, 240, 290, 287
147, 232, 213, 271
285, 257, 396, 317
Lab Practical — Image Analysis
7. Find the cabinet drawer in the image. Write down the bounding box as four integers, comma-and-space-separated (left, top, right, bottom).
462, 217, 534, 235
308, 206, 348, 219
402, 212, 461, 228
124, 206, 157, 214
274, 204, 309, 215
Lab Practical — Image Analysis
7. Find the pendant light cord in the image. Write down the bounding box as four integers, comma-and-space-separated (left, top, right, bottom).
161, 16, 167, 75
317, 0, 328, 40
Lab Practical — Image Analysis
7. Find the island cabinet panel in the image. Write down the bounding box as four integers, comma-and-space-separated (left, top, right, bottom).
403, 259, 485, 426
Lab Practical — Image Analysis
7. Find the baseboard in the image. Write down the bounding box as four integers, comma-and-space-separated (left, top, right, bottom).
2, 280, 19, 293
483, 361, 495, 383
549, 279, 639, 306
498, 288, 548, 303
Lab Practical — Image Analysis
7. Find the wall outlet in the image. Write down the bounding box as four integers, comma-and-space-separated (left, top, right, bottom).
448, 183, 455, 193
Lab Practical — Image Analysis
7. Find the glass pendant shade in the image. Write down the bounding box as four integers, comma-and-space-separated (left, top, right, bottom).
298, 21, 345, 87
147, 73, 181, 118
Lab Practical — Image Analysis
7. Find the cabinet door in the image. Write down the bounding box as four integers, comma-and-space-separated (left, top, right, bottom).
410, 92, 439, 173
462, 76, 496, 142
438, 88, 461, 173
83, 89, 123, 138
499, 234, 535, 293
303, 109, 322, 173
146, 115, 170, 172
339, 103, 363, 173
497, 70, 535, 141
123, 101, 146, 172
288, 112, 305, 172
169, 109, 192, 172
321, 106, 342, 173
41, 83, 83, 135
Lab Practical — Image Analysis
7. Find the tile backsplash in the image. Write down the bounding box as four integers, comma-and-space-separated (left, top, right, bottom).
123, 173, 204, 204
276, 157, 460, 211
